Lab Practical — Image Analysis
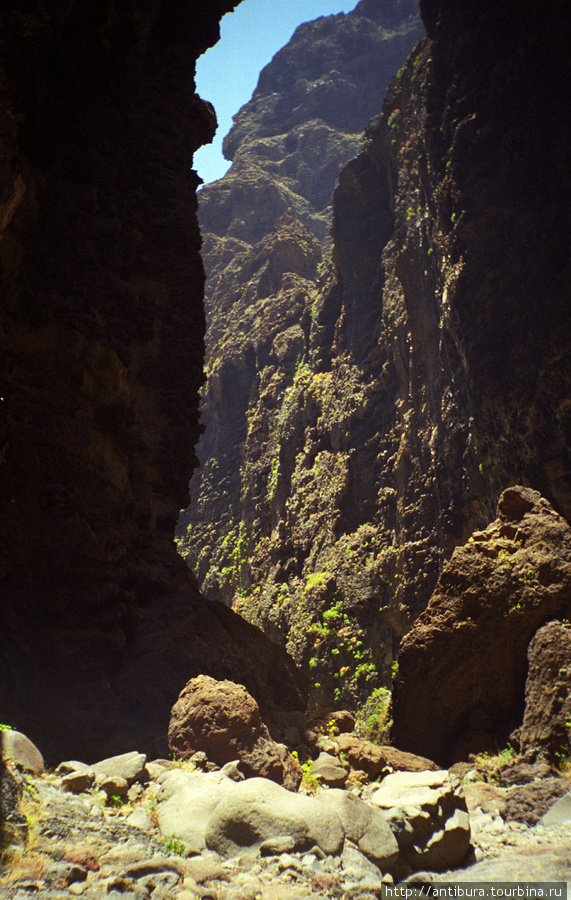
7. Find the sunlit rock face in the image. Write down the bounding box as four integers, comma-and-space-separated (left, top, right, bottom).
180, 0, 570, 712
178, 0, 425, 709
0, 0, 306, 763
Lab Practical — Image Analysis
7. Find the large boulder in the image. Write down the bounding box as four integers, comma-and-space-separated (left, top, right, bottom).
367, 769, 470, 873
91, 751, 147, 786
168, 676, 301, 790
335, 734, 439, 779
392, 487, 571, 763
316, 789, 399, 871
156, 769, 232, 853
204, 777, 345, 858
0, 730, 44, 774
518, 621, 571, 763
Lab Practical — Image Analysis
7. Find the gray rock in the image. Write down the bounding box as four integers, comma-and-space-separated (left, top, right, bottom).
92, 751, 147, 785
370, 769, 470, 872
220, 760, 245, 781
260, 835, 297, 855
341, 840, 384, 881
316, 788, 399, 871
123, 855, 186, 878
62, 770, 95, 794
277, 853, 302, 872
311, 752, 348, 787
56, 760, 94, 776
436, 840, 571, 882
205, 777, 345, 858
99, 775, 129, 797
157, 769, 231, 853
126, 807, 151, 830
540, 791, 571, 826
1, 730, 44, 773
183, 854, 227, 884
127, 783, 143, 802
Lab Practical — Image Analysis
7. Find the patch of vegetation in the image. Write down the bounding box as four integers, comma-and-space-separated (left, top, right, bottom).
292, 753, 319, 794
356, 687, 392, 745
159, 835, 186, 856
303, 571, 331, 594
472, 744, 517, 784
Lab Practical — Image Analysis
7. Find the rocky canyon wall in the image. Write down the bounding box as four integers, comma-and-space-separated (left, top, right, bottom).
0, 0, 305, 763
180, 0, 570, 713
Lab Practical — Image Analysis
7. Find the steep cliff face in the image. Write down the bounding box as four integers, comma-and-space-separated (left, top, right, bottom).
180, 0, 570, 713
178, 0, 425, 709
0, 0, 305, 762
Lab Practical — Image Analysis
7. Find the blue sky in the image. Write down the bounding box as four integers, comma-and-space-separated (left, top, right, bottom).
194, 0, 358, 185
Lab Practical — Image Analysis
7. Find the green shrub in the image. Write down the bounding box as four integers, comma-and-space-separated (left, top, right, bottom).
357, 687, 392, 745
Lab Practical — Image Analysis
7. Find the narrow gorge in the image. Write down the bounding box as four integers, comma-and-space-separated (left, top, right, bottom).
178, 0, 571, 730
0, 0, 570, 777
1, 0, 571, 893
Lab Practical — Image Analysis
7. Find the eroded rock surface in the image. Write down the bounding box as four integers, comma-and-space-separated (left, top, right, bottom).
367, 769, 471, 873
518, 621, 571, 764
179, 0, 571, 722
177, 0, 424, 710
391, 487, 571, 764
168, 676, 301, 790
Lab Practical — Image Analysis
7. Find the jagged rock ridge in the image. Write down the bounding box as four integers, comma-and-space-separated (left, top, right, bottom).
180, 0, 570, 714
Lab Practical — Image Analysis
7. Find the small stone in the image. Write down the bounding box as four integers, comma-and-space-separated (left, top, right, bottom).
128, 783, 143, 802
146, 762, 168, 780
92, 751, 147, 786
260, 836, 296, 855
220, 760, 244, 781
311, 752, 348, 788
62, 771, 95, 794
126, 807, 151, 830
64, 847, 100, 872
278, 853, 302, 871
190, 751, 209, 770
56, 760, 93, 776
99, 775, 129, 796
184, 856, 227, 884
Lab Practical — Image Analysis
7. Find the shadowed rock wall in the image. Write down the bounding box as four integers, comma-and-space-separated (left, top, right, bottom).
0, 0, 305, 762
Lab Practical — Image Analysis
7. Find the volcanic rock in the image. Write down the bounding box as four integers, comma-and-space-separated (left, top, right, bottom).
180, 0, 571, 719
518, 621, 571, 763
391, 487, 571, 764
177, 0, 424, 709
0, 0, 306, 764
335, 733, 439, 778
168, 675, 301, 790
